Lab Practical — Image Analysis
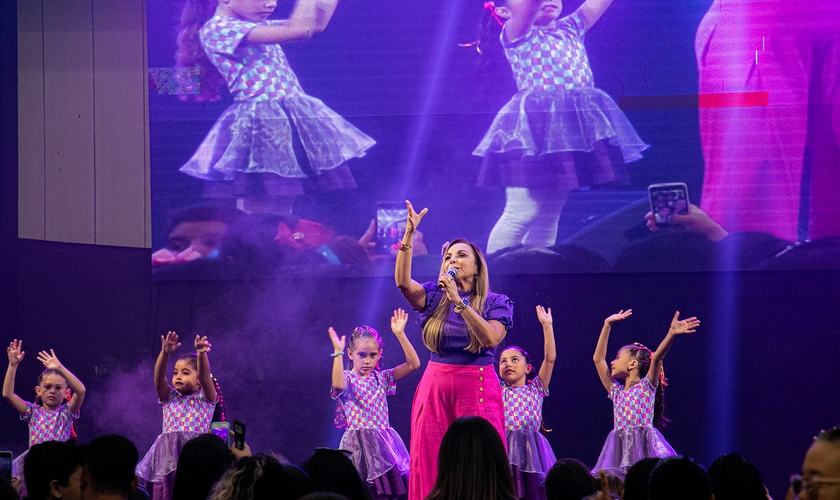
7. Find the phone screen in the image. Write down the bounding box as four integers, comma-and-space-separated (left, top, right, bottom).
376, 203, 408, 254
0, 451, 12, 481
233, 420, 246, 451
210, 422, 231, 447
649, 183, 689, 226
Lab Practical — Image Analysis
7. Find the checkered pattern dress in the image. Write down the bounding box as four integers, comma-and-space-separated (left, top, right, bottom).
11, 403, 80, 483
591, 377, 676, 479
136, 390, 216, 484
474, 13, 647, 191
179, 15, 375, 193
333, 369, 410, 488
502, 378, 557, 491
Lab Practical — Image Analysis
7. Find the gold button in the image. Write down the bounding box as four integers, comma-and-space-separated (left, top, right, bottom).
479, 376, 484, 381
479, 398, 484, 403
479, 387, 484, 392
479, 367, 484, 372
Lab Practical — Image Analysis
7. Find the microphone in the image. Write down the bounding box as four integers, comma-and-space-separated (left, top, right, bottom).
438, 267, 457, 289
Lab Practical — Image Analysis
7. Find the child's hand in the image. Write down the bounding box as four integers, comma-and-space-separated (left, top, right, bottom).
328, 327, 346, 352
605, 309, 632, 325
161, 331, 182, 354
36, 349, 62, 371
668, 311, 700, 336
536, 305, 552, 325
194, 335, 212, 354
391, 308, 409, 335
7, 339, 25, 366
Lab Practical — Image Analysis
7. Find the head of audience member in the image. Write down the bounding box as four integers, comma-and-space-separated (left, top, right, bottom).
80, 435, 139, 500
24, 440, 84, 500
545, 458, 598, 500
0, 478, 20, 500
598, 471, 623, 499
302, 449, 372, 500
622, 458, 661, 500
209, 454, 313, 500
648, 455, 712, 500
172, 434, 235, 500
795, 427, 840, 500
426, 416, 516, 500
709, 453, 768, 500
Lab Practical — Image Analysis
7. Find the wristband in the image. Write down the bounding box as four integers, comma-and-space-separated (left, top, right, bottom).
330, 351, 344, 357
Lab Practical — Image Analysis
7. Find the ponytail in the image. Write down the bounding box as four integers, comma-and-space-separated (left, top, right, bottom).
627, 343, 670, 430
175, 0, 225, 102
211, 374, 228, 422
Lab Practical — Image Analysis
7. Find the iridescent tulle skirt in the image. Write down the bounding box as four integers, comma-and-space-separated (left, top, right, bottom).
136, 430, 203, 483
508, 429, 557, 500
474, 88, 648, 190
180, 94, 375, 194
340, 427, 409, 498
591, 426, 676, 479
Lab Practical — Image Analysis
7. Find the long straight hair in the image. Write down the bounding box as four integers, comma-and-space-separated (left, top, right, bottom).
422, 239, 490, 354
426, 417, 517, 500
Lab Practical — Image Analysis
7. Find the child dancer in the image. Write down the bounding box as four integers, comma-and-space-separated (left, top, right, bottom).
591, 310, 699, 478
137, 332, 218, 500
176, 0, 375, 214
499, 306, 557, 500
329, 308, 421, 500
474, 0, 648, 253
3, 341, 86, 492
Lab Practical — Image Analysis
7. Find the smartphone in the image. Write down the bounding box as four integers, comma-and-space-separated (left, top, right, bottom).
648, 183, 690, 227
375, 202, 408, 254
210, 421, 231, 447
233, 420, 246, 451
0, 451, 12, 482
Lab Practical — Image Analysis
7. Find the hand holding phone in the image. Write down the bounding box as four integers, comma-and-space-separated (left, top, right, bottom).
0, 451, 13, 482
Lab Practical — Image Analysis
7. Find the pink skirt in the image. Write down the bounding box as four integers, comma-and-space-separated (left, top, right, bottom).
408, 362, 506, 500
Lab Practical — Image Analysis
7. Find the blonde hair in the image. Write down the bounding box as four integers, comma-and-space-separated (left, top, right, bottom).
423, 239, 489, 354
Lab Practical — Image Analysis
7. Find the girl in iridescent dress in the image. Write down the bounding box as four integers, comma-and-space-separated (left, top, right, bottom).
591, 310, 699, 478
136, 332, 218, 500
474, 0, 648, 253
176, 0, 375, 214
329, 309, 421, 500
498, 305, 558, 500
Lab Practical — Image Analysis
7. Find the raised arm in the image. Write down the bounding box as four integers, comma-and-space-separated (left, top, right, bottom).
195, 336, 217, 403
395, 200, 429, 311
648, 312, 699, 384
3, 340, 28, 414
314, 0, 338, 32
575, 0, 615, 32
502, 0, 542, 42
390, 309, 421, 381
536, 306, 556, 389
328, 328, 347, 392
155, 332, 180, 402
593, 310, 632, 392
246, 0, 322, 44
37, 350, 86, 414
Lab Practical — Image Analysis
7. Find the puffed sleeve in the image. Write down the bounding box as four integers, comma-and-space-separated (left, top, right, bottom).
484, 293, 514, 332
201, 17, 258, 56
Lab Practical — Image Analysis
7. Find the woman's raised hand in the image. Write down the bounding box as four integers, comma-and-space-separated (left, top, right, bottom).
328, 327, 346, 352
161, 331, 181, 354
405, 200, 428, 235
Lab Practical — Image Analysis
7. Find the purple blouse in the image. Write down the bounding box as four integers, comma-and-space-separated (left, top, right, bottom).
417, 281, 514, 365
